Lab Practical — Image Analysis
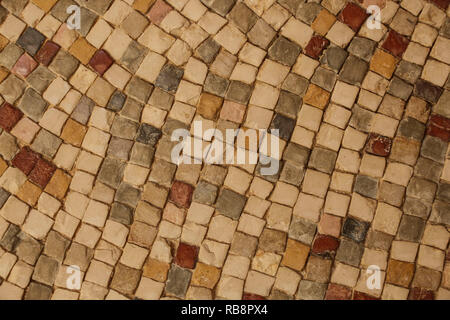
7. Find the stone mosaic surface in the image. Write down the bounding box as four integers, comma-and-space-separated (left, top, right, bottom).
0, 0, 449, 300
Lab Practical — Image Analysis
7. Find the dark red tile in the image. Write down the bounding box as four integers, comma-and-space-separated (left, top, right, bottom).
174, 243, 199, 269
11, 53, 38, 78
353, 291, 380, 300
339, 2, 369, 31
170, 181, 194, 208
243, 293, 266, 300
0, 103, 23, 132
382, 30, 409, 57
430, 114, 450, 129
304, 36, 330, 59
29, 158, 56, 188
366, 133, 392, 157
147, 0, 172, 24
12, 147, 40, 175
428, 0, 449, 10
408, 287, 434, 300
35, 41, 60, 66
312, 234, 340, 256
325, 284, 352, 300
427, 114, 450, 142
89, 50, 114, 76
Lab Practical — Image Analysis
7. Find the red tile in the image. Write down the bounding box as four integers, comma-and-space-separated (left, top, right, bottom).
0, 103, 23, 132
430, 114, 450, 130
243, 293, 266, 300
325, 284, 352, 300
366, 133, 392, 157
312, 234, 340, 256
12, 147, 40, 175
29, 158, 56, 188
427, 121, 450, 142
170, 181, 194, 208
339, 2, 369, 31
147, 0, 172, 24
353, 291, 380, 300
304, 36, 330, 59
428, 0, 449, 10
174, 243, 199, 269
35, 41, 60, 66
89, 50, 114, 76
408, 287, 434, 300
382, 30, 409, 57
11, 53, 38, 78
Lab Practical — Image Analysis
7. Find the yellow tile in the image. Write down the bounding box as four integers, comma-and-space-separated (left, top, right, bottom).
303, 84, 330, 110
133, 0, 156, 14
32, 0, 58, 12
17, 181, 42, 206
69, 37, 97, 65
370, 49, 397, 79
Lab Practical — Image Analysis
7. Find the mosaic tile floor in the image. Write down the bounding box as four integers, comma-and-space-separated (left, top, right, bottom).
0, 0, 449, 300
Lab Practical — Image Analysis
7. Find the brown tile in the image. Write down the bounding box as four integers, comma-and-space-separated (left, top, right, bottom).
353, 291, 379, 300
243, 293, 266, 300
303, 84, 330, 109
175, 243, 199, 269
191, 262, 221, 289
170, 181, 194, 208
133, 0, 156, 14
382, 30, 409, 57
29, 158, 56, 188
408, 287, 434, 300
312, 9, 336, 36
365, 133, 392, 157
89, 50, 114, 76
0, 157, 7, 176
0, 67, 9, 83
325, 283, 352, 300
197, 93, 223, 120
12, 147, 40, 175
35, 41, 60, 66
45, 169, 71, 199
17, 181, 42, 206
312, 234, 340, 256
61, 119, 87, 147
339, 2, 368, 31
305, 36, 330, 59
281, 239, 310, 271
143, 258, 170, 282
0, 103, 23, 132
0, 35, 9, 51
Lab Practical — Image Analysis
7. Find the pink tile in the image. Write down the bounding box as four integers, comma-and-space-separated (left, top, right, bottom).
147, 0, 172, 24
220, 101, 246, 123
11, 53, 38, 78
162, 202, 186, 225
318, 213, 341, 238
